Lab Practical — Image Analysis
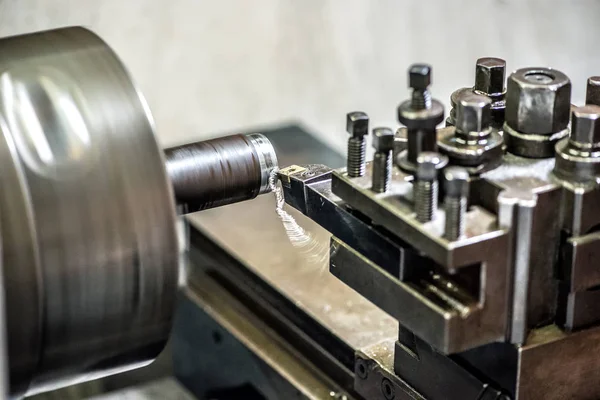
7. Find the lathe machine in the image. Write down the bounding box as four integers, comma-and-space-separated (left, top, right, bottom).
0, 26, 599, 400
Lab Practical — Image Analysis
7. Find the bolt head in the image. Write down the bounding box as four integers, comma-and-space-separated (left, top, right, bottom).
474, 57, 506, 95
505, 67, 572, 135
346, 111, 369, 137
444, 167, 470, 197
416, 151, 446, 181
372, 127, 394, 152
456, 93, 492, 134
586, 76, 600, 106
409, 64, 431, 90
571, 105, 600, 146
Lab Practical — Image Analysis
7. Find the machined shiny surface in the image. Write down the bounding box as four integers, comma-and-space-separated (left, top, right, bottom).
0, 27, 179, 396
164, 133, 277, 212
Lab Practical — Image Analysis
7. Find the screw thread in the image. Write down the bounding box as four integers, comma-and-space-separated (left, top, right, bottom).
371, 151, 392, 193
444, 196, 467, 240
347, 137, 366, 177
415, 180, 437, 222
412, 89, 432, 110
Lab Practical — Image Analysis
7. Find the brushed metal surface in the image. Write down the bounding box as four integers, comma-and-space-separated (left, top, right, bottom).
0, 27, 179, 396
186, 192, 398, 354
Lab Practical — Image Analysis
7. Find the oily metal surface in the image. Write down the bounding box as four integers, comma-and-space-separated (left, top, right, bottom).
186, 193, 398, 353
0, 27, 178, 396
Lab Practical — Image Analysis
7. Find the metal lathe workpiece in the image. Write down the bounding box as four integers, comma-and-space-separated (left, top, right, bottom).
165, 133, 278, 212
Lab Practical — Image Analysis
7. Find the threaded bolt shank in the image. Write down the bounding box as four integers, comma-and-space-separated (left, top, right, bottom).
347, 137, 366, 177
443, 167, 470, 240
371, 127, 394, 192
444, 196, 467, 240
414, 151, 446, 223
415, 180, 438, 222
372, 151, 392, 193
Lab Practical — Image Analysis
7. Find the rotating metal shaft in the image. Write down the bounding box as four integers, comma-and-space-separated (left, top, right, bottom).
165, 133, 278, 212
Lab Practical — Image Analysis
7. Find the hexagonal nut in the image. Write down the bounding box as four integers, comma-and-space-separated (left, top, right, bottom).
570, 105, 600, 146
346, 111, 369, 137
444, 167, 470, 197
505, 68, 571, 135
409, 64, 431, 89
474, 57, 506, 96
372, 127, 394, 152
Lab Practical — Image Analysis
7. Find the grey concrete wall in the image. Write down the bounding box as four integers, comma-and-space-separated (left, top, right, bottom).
0, 1, 598, 154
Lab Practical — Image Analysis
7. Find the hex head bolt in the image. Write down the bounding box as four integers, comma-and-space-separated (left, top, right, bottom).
371, 127, 395, 193
570, 106, 600, 147
455, 93, 493, 141
397, 64, 445, 171
447, 57, 506, 129
346, 111, 369, 177
443, 167, 470, 240
554, 105, 600, 182
474, 57, 506, 97
414, 152, 447, 223
410, 64, 433, 110
586, 76, 600, 106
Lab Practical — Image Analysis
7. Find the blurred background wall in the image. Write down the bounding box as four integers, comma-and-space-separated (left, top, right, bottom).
0, 0, 598, 154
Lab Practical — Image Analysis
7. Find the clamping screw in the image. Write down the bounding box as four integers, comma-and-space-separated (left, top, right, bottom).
415, 152, 446, 223
443, 167, 470, 240
346, 111, 369, 177
410, 64, 433, 110
371, 127, 394, 193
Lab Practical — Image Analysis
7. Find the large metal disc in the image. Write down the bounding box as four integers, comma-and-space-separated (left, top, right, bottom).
0, 27, 179, 396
